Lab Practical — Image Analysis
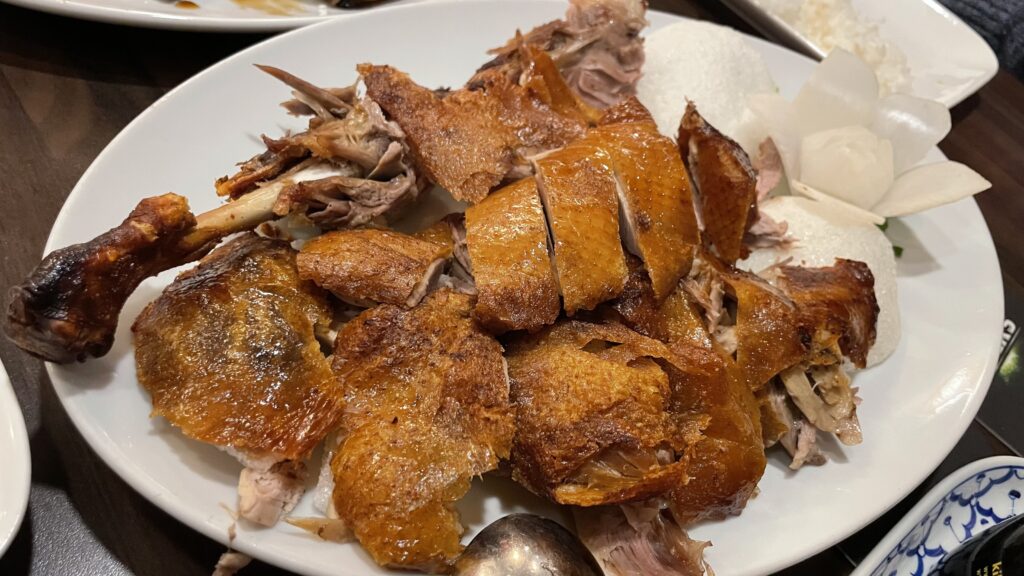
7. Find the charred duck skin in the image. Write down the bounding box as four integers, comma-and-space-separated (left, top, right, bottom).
6, 184, 283, 363
7, 194, 201, 363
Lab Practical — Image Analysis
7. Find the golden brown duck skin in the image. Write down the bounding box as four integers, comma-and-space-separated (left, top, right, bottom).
472, 45, 598, 160
359, 47, 595, 205
586, 98, 700, 300
132, 233, 340, 461
721, 266, 809, 391
464, 178, 561, 333
330, 290, 513, 572
678, 102, 758, 265
506, 320, 702, 508
611, 262, 766, 522
773, 259, 879, 369
533, 141, 628, 315
359, 63, 519, 204
296, 229, 449, 308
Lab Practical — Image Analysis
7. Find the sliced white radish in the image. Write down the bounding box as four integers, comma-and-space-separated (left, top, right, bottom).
792, 49, 879, 136
800, 126, 894, 209
871, 161, 992, 217
871, 93, 952, 174
790, 180, 886, 225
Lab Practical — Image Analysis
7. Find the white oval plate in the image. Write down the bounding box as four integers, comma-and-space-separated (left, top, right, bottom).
41, 1, 1004, 574
0, 0, 429, 33
0, 360, 31, 558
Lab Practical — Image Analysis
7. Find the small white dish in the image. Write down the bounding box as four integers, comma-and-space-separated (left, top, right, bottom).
855, 456, 1024, 576
0, 360, 31, 558
0, 0, 431, 33
720, 0, 999, 107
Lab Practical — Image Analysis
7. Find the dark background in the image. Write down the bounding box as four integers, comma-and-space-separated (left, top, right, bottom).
0, 0, 1022, 574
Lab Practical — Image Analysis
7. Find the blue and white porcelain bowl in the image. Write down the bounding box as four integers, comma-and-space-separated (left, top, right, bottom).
855, 456, 1024, 576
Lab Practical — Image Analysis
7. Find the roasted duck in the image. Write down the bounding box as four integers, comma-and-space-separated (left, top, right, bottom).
362, 0, 647, 204
758, 260, 878, 466
534, 140, 630, 314
2, 2, 897, 574
296, 228, 451, 307
691, 256, 878, 469
525, 97, 700, 317
329, 290, 514, 571
587, 98, 700, 299
6, 1, 647, 363
464, 178, 561, 332
132, 234, 342, 526
612, 259, 766, 521
506, 320, 702, 507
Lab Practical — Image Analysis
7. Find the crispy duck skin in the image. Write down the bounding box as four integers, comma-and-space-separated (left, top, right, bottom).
359, 45, 600, 204
723, 266, 809, 391
586, 98, 700, 299
474, 44, 599, 159
506, 320, 702, 507
667, 335, 766, 521
5, 181, 290, 364
534, 141, 628, 314
725, 258, 878, 390
412, 217, 457, 257
132, 234, 341, 460
7, 194, 201, 363
359, 63, 519, 204
330, 290, 513, 572
774, 259, 879, 369
296, 229, 449, 308
611, 262, 766, 521
464, 178, 561, 333
678, 102, 758, 264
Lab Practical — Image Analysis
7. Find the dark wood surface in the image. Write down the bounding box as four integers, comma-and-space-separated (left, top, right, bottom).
0, 0, 1021, 574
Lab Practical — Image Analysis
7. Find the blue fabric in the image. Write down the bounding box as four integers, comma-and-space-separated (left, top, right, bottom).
939, 0, 1024, 78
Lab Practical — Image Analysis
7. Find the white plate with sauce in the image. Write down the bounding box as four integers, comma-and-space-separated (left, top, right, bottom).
0, 360, 30, 558
720, 0, 999, 107
0, 0, 430, 32
39, 1, 1004, 574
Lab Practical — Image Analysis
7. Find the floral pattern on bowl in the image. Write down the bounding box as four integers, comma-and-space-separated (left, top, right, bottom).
856, 457, 1024, 576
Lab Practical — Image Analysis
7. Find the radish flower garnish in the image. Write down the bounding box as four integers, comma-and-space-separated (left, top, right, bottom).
749, 49, 990, 224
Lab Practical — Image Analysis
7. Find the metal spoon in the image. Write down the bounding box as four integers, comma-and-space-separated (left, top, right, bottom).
454, 513, 604, 576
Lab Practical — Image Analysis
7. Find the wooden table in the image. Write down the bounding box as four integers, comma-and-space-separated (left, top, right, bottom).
0, 0, 1021, 574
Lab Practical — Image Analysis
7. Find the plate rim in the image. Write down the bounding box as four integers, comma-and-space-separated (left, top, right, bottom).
1, 0, 372, 32
0, 360, 31, 558
38, 1, 1006, 574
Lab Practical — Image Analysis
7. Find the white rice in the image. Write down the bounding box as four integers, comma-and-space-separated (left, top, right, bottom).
752, 0, 911, 95
739, 196, 900, 367
637, 19, 776, 155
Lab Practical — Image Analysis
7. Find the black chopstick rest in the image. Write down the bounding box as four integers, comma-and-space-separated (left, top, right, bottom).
930, 513, 1024, 575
